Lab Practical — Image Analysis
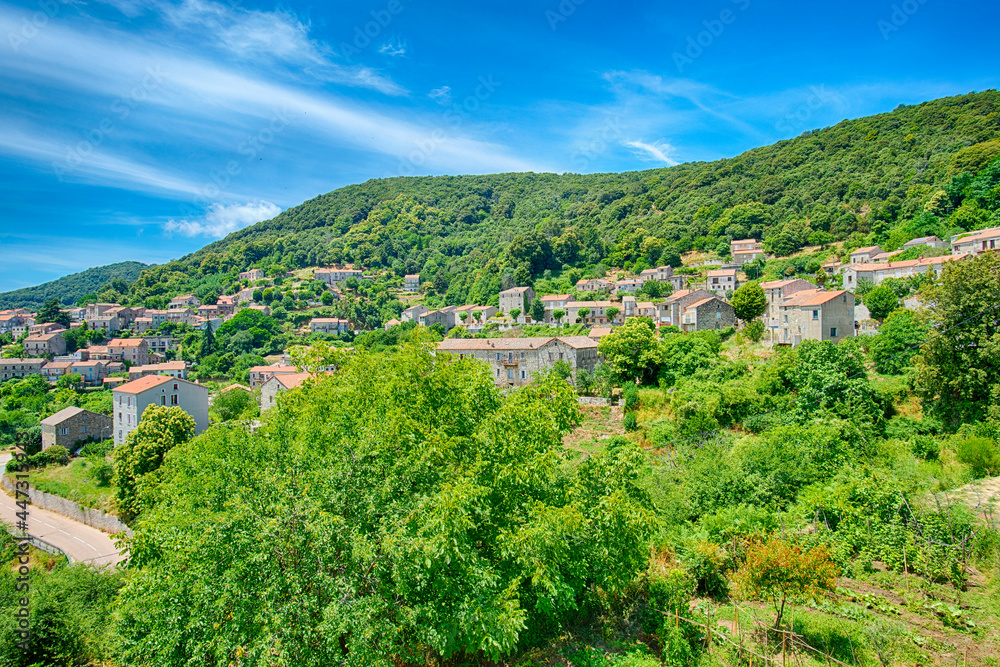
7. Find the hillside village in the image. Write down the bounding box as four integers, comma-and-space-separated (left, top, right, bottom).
0, 225, 994, 454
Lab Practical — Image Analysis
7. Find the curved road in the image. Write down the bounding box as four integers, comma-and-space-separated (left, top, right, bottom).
0, 453, 126, 567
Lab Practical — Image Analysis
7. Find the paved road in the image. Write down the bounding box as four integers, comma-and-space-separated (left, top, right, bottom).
0, 453, 126, 567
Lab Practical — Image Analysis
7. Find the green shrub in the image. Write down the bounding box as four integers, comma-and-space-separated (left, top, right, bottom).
78, 439, 113, 458
624, 412, 637, 432
953, 436, 1000, 478
91, 460, 113, 487
622, 383, 639, 411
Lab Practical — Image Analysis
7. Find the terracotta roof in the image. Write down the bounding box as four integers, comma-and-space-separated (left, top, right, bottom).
107, 338, 146, 348
731, 239, 759, 244
851, 246, 883, 255
43, 361, 74, 369
220, 383, 251, 393
589, 327, 613, 338
707, 269, 737, 277
438, 338, 553, 351
25, 332, 63, 342
558, 336, 599, 349
685, 297, 722, 310
112, 375, 172, 394
905, 235, 941, 245
500, 286, 532, 295
541, 294, 571, 301
249, 364, 297, 374
1, 358, 44, 364
270, 372, 314, 390
782, 290, 849, 307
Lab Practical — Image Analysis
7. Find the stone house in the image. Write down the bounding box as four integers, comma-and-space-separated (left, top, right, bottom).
951, 227, 1000, 255
404, 274, 420, 292
730, 239, 766, 265
760, 279, 816, 333
0, 358, 45, 380
314, 267, 365, 286
681, 297, 736, 332
128, 361, 188, 381
706, 269, 739, 296
71, 360, 107, 385
112, 375, 209, 446
239, 268, 265, 282
24, 331, 66, 357
841, 254, 967, 290
259, 372, 313, 412
541, 294, 572, 323
498, 286, 535, 315
419, 308, 458, 331
309, 318, 351, 336
106, 338, 150, 366
437, 336, 602, 387
849, 246, 885, 264
40, 407, 113, 450
564, 300, 616, 325
41, 361, 74, 382
248, 364, 299, 389
169, 294, 202, 310
778, 290, 855, 346
614, 278, 646, 294
400, 304, 430, 323
86, 314, 121, 333
574, 278, 612, 293
662, 289, 715, 327
452, 305, 497, 326
142, 335, 175, 356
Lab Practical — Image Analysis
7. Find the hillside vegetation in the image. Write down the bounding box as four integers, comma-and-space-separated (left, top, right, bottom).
109, 91, 1000, 312
0, 261, 149, 310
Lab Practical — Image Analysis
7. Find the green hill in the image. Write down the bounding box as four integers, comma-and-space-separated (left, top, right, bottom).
44, 91, 1000, 314
0, 261, 150, 310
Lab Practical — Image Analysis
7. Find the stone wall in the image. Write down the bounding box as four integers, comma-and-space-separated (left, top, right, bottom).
1, 476, 132, 536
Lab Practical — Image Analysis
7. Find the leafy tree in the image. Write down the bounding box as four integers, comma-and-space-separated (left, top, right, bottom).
56, 373, 83, 390
320, 290, 334, 306
744, 319, 765, 343
915, 252, 1000, 427
605, 306, 620, 323
731, 537, 838, 630
790, 340, 881, 428
658, 333, 719, 387
552, 309, 565, 326
863, 285, 899, 322
111, 349, 657, 666
36, 297, 70, 328
855, 277, 875, 298
212, 387, 256, 423
529, 296, 545, 323
199, 321, 215, 359
640, 280, 662, 299
598, 318, 660, 383
113, 406, 196, 520
871, 309, 928, 374
730, 282, 767, 322
577, 306, 590, 322
508, 307, 521, 321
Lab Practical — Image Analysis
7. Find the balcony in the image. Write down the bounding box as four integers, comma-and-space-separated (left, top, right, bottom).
501, 358, 520, 366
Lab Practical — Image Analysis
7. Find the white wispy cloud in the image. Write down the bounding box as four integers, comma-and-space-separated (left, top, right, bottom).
428, 86, 452, 104
164, 200, 281, 238
379, 37, 407, 57
624, 139, 679, 166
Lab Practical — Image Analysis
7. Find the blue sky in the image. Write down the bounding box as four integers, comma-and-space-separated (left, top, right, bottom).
0, 0, 997, 292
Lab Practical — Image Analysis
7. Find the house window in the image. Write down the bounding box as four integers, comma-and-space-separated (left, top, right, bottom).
171, 395, 178, 405
59, 428, 68, 436
81, 425, 87, 434
812, 310, 819, 320
507, 369, 514, 379
495, 353, 501, 360
520, 370, 526, 379
161, 396, 166, 406
559, 353, 564, 360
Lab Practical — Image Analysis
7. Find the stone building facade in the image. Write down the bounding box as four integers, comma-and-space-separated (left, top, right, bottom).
437, 336, 602, 387
40, 406, 113, 450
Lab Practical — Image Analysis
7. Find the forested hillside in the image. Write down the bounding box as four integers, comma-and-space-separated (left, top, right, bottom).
118, 91, 1000, 309
0, 262, 149, 310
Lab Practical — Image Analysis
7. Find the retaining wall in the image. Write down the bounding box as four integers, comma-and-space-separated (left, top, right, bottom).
1, 476, 132, 536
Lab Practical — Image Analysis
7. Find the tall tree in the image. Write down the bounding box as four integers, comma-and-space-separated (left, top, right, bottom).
915, 252, 1000, 427
597, 317, 661, 383
36, 297, 70, 328
200, 321, 215, 359
863, 284, 899, 322
730, 282, 767, 323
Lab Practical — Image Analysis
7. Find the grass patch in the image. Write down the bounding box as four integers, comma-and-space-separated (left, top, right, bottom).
28, 457, 117, 513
